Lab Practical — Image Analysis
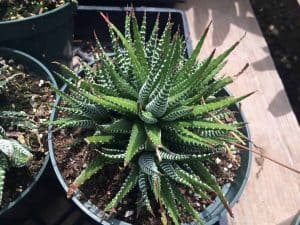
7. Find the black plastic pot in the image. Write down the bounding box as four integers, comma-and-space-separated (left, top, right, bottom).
74, 6, 192, 55
0, 48, 57, 223
48, 6, 252, 225
0, 3, 76, 71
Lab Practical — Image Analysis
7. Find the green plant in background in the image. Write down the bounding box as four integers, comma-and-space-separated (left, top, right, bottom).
51, 12, 252, 225
0, 68, 35, 205
0, 126, 33, 204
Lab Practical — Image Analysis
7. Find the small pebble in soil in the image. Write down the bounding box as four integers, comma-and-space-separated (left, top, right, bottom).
16, 64, 24, 71
223, 167, 228, 172
7, 59, 14, 65
38, 79, 45, 87
17, 135, 26, 145
230, 145, 237, 155
215, 157, 221, 164
195, 202, 201, 207
124, 210, 134, 218
268, 24, 279, 36
227, 163, 233, 169
16, 186, 23, 192
39, 118, 47, 123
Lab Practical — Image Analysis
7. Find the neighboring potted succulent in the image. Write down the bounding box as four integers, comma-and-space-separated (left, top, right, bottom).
0, 1, 76, 69
49, 12, 252, 225
0, 48, 56, 221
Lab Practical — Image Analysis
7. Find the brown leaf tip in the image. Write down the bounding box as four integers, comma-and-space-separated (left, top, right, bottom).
67, 183, 78, 199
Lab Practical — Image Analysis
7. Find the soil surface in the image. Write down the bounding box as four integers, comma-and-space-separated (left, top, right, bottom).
250, 0, 300, 122
0, 57, 54, 208
0, 0, 66, 21
54, 126, 241, 225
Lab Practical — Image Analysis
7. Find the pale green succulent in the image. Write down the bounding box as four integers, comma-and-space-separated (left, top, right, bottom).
0, 126, 33, 205
51, 12, 251, 225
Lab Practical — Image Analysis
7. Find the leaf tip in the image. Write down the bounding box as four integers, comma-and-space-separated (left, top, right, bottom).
124, 160, 129, 167
67, 183, 78, 199
84, 138, 90, 145
51, 61, 60, 65
100, 12, 111, 26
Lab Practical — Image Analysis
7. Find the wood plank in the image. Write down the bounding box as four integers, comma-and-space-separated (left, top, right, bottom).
176, 0, 300, 224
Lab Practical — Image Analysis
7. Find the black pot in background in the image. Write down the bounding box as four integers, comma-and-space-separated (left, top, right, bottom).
0, 3, 76, 71
0, 48, 58, 223
74, 6, 192, 55
78, 0, 184, 7
49, 6, 252, 225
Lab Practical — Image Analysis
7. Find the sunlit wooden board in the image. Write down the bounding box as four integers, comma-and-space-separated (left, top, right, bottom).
176, 0, 300, 224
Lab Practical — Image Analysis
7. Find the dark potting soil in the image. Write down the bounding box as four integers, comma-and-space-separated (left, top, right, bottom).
0, 0, 66, 21
53, 126, 241, 225
250, 0, 300, 123
0, 57, 54, 208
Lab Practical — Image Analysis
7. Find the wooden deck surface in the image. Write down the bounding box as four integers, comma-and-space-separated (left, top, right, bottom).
176, 0, 300, 224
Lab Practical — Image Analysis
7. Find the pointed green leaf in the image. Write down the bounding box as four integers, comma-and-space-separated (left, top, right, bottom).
160, 177, 180, 225
161, 106, 193, 121
132, 13, 149, 81
145, 125, 161, 147
178, 120, 237, 131
175, 21, 212, 83
101, 13, 144, 88
192, 93, 253, 117
54, 63, 80, 81
83, 91, 138, 116
160, 161, 192, 188
98, 151, 125, 160
125, 123, 146, 164
138, 153, 160, 176
139, 111, 158, 124
138, 171, 153, 214
160, 150, 213, 161
102, 119, 132, 134
72, 154, 108, 188
105, 166, 139, 211
172, 184, 205, 225
189, 160, 234, 217
0, 156, 8, 204
176, 168, 211, 199
85, 135, 114, 145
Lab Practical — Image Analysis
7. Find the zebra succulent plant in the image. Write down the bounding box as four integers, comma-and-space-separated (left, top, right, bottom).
0, 126, 33, 205
52, 12, 251, 225
0, 67, 36, 205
